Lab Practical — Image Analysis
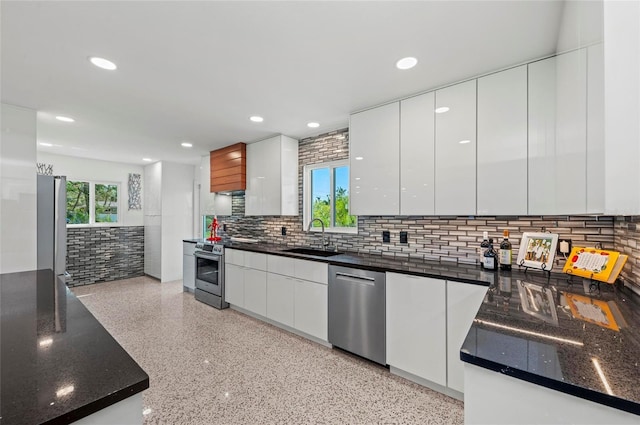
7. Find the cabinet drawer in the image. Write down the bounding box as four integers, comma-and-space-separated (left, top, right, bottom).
245, 252, 267, 271
293, 259, 328, 284
267, 254, 296, 276
225, 248, 244, 266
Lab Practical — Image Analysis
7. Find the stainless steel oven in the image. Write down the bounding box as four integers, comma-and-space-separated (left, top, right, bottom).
194, 243, 229, 309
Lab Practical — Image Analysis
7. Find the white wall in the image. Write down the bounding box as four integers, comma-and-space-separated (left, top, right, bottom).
197, 154, 232, 237
604, 0, 640, 214
37, 152, 144, 226
556, 0, 604, 53
1, 103, 37, 273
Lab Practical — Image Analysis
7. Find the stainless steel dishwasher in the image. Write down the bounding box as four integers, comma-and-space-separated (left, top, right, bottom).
328, 265, 386, 365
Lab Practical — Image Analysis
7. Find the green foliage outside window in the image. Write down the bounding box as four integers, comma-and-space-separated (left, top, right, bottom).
66, 181, 90, 224
95, 184, 118, 223
310, 165, 356, 229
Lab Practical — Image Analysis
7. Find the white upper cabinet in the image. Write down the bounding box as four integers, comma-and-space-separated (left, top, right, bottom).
477, 66, 528, 215
349, 102, 400, 216
245, 135, 298, 216
586, 43, 604, 214
434, 80, 477, 215
400, 92, 435, 215
529, 50, 587, 215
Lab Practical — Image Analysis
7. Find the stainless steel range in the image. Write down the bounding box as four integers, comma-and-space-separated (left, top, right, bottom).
194, 242, 229, 309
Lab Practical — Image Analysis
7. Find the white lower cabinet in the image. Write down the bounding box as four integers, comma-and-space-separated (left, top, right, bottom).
446, 280, 487, 393
243, 268, 267, 316
182, 242, 196, 292
231, 252, 328, 343
266, 273, 295, 327
225, 263, 244, 307
386, 272, 447, 386
294, 279, 328, 341
224, 251, 267, 314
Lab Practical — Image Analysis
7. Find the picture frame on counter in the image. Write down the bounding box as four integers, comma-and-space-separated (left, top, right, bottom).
516, 232, 559, 271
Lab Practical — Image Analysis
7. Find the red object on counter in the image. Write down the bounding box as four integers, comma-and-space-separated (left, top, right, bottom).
207, 215, 222, 242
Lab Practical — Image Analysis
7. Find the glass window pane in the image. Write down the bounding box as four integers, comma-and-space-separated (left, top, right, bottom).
311, 168, 330, 227
333, 166, 356, 228
203, 215, 214, 239
95, 184, 118, 223
66, 181, 90, 224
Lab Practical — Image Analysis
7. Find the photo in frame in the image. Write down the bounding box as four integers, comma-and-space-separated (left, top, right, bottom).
516, 232, 559, 271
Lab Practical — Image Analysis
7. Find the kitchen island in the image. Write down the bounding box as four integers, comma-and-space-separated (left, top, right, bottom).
461, 271, 640, 424
222, 242, 640, 423
0, 270, 149, 424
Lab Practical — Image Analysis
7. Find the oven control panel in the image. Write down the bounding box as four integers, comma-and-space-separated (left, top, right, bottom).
195, 243, 224, 255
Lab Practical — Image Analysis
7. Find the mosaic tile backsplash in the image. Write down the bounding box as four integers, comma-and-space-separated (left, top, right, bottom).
66, 226, 144, 287
214, 128, 640, 290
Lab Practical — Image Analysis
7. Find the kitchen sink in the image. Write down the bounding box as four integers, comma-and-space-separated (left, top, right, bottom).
283, 247, 341, 257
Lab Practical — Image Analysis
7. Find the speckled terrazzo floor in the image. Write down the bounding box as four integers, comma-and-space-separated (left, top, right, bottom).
72, 276, 463, 425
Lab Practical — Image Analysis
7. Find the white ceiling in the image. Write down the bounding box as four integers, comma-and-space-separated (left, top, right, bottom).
1, 1, 565, 165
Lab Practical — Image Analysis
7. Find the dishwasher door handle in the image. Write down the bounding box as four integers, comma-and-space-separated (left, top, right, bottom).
334, 272, 376, 285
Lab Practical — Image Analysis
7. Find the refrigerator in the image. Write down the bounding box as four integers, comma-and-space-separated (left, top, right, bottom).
37, 175, 68, 279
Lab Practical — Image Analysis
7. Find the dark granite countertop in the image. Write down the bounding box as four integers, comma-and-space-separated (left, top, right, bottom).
461, 272, 640, 416
224, 242, 640, 414
222, 242, 491, 286
182, 238, 201, 243
0, 270, 149, 425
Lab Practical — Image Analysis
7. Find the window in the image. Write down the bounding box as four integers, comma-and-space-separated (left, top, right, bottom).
66, 181, 120, 225
66, 181, 90, 224
303, 160, 357, 234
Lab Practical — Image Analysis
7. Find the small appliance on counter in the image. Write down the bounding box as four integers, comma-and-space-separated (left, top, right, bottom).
194, 242, 228, 309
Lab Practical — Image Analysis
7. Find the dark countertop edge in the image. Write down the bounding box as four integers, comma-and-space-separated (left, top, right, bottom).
460, 351, 640, 417
42, 378, 150, 425
183, 238, 199, 243
326, 259, 491, 287
223, 243, 490, 287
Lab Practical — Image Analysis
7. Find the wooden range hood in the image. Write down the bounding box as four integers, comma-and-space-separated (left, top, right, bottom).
209, 142, 246, 192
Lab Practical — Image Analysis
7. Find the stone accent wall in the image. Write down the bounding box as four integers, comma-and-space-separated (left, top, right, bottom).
216, 129, 622, 273
66, 226, 144, 287
615, 216, 640, 290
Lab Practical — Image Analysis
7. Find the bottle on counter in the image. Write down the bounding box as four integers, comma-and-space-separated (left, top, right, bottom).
499, 230, 513, 271
480, 231, 490, 269
483, 238, 498, 270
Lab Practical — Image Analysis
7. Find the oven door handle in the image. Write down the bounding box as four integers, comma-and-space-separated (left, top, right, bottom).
194, 252, 222, 260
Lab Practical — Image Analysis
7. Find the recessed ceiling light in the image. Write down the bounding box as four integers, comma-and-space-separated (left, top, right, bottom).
55, 116, 75, 123
355, 156, 364, 160
181, 142, 193, 148
142, 158, 153, 162
396, 57, 418, 70
307, 122, 320, 128
459, 140, 471, 144
249, 116, 264, 123
89, 56, 117, 70
39, 142, 53, 147
435, 107, 450, 114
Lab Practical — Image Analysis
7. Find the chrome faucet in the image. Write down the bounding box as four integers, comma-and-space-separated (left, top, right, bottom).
308, 218, 327, 249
